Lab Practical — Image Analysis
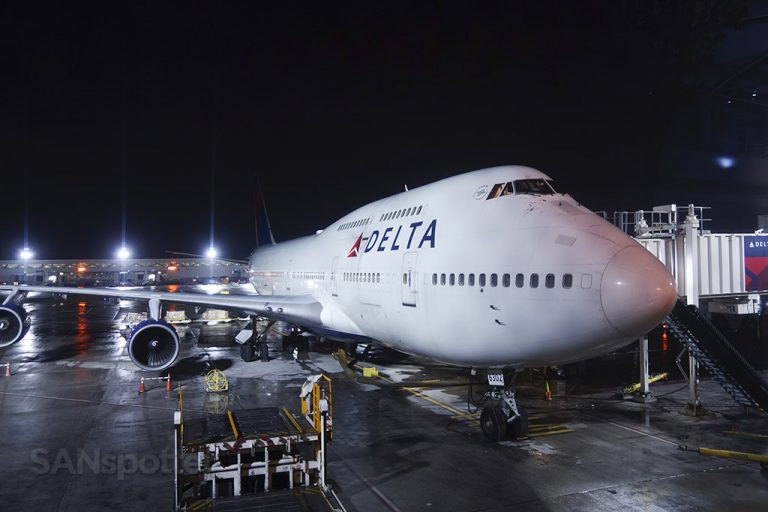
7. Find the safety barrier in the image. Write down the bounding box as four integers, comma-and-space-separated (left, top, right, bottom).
139, 374, 172, 393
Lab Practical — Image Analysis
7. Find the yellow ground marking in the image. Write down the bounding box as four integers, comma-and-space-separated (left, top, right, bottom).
376, 375, 476, 421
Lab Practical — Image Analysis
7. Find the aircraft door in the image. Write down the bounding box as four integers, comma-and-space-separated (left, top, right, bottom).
401, 251, 418, 307
285, 260, 292, 295
330, 256, 339, 296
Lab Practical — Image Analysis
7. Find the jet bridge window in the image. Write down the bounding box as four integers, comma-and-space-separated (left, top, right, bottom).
545, 273, 555, 288
514, 179, 556, 195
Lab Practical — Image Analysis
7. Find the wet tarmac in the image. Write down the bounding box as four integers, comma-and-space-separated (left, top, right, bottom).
1, 294, 767, 511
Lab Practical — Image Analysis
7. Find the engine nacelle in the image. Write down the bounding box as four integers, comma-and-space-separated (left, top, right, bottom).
0, 304, 31, 348
128, 319, 180, 372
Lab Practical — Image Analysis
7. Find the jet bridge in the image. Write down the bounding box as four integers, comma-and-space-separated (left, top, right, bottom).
609, 204, 768, 411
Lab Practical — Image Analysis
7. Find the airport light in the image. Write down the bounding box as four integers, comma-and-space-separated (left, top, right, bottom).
19, 247, 33, 260
116, 246, 131, 260
206, 246, 218, 259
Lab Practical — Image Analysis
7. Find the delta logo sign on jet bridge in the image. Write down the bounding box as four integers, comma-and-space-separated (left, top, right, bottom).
347, 220, 437, 257
745, 236, 768, 291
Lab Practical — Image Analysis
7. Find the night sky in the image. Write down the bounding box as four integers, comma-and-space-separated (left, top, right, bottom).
1, 1, 764, 260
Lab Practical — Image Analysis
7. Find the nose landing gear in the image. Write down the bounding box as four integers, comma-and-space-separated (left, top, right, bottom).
472, 370, 529, 442
237, 316, 274, 362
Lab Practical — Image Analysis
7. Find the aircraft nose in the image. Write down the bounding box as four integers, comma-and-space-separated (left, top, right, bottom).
601, 246, 677, 338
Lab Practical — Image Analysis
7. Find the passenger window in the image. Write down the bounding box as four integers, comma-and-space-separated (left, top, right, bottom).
479, 274, 486, 287
545, 274, 555, 288
515, 273, 524, 288
530, 274, 539, 288
441, 273, 446, 285
458, 274, 465, 286
563, 274, 573, 288
417, 206, 422, 215
406, 208, 412, 216
376, 273, 380, 283
468, 273, 475, 286
581, 274, 592, 289
432, 273, 437, 285
502, 273, 510, 287
490, 274, 498, 287
449, 273, 455, 286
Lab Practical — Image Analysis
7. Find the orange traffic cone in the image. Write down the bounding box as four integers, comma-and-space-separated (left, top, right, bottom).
139, 377, 145, 394
4, 364, 9, 377
165, 374, 172, 392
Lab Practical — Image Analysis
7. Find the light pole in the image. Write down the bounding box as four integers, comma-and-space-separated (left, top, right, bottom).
206, 246, 217, 281
19, 247, 33, 284
117, 246, 130, 285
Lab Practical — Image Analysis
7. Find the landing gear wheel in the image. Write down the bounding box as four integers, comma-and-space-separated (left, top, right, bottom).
240, 342, 256, 362
480, 406, 505, 442
506, 404, 529, 439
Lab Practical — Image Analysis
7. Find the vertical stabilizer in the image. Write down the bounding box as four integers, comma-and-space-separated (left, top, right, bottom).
254, 180, 276, 247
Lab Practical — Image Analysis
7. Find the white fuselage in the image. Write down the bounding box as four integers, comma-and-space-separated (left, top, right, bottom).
248, 166, 677, 368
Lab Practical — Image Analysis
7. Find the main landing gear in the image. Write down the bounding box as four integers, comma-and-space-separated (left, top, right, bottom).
470, 369, 529, 442
238, 316, 274, 362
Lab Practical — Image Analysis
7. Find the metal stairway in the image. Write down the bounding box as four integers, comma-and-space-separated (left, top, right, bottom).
666, 299, 768, 410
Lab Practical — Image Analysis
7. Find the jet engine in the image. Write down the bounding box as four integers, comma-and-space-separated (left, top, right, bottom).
0, 304, 31, 348
128, 319, 180, 371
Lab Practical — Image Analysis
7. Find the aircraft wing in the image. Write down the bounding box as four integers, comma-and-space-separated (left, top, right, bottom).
0, 284, 323, 328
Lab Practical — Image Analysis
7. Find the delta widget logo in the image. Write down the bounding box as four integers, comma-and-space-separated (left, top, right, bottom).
346, 219, 438, 258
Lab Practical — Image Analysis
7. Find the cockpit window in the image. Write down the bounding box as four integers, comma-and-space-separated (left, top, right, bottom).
486, 179, 557, 200
485, 182, 515, 200
514, 179, 556, 195
486, 183, 504, 200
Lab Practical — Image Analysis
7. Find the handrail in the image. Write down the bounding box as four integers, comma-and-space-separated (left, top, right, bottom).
667, 299, 768, 410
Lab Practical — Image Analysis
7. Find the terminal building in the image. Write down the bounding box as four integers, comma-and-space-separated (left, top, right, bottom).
0, 257, 249, 286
